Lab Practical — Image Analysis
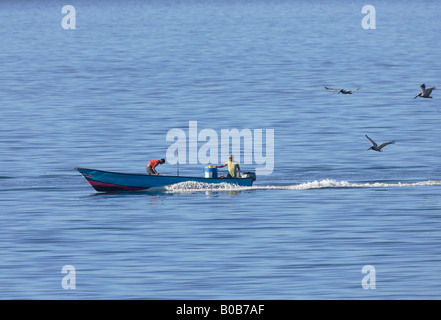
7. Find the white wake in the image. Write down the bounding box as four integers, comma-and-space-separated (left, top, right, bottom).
158, 179, 441, 193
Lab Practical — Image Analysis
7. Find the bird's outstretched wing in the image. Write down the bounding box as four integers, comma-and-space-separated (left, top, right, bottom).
346, 88, 360, 93
378, 141, 394, 150
365, 135, 377, 147
420, 84, 426, 93
325, 87, 341, 92
425, 87, 436, 95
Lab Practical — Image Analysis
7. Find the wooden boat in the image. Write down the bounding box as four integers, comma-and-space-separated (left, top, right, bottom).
75, 167, 255, 192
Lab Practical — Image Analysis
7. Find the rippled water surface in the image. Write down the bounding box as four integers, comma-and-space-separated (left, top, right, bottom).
1, 0, 441, 299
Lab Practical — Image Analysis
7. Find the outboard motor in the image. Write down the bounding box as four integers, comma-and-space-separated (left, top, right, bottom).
242, 172, 256, 181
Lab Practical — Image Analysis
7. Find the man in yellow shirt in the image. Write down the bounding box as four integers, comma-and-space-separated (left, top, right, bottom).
216, 155, 241, 178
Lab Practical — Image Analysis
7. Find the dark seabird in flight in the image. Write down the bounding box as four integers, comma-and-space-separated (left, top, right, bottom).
325, 87, 360, 94
366, 135, 394, 152
414, 84, 435, 99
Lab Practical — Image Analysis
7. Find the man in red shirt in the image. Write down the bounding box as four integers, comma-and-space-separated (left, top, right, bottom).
146, 159, 165, 175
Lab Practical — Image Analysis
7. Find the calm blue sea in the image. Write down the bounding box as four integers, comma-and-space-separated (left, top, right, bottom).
1, 0, 441, 300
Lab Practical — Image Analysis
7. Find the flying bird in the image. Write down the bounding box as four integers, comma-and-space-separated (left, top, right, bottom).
366, 135, 394, 152
414, 84, 435, 99
325, 87, 360, 94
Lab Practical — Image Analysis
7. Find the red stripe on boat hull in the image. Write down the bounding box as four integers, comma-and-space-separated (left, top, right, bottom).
86, 179, 147, 192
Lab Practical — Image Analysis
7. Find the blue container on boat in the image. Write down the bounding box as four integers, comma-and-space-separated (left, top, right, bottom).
204, 167, 218, 178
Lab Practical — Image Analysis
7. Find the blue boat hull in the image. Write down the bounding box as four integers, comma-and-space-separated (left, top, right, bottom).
75, 167, 254, 192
